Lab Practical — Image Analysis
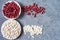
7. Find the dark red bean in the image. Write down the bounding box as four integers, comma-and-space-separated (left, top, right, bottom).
21, 3, 45, 17
3, 2, 20, 18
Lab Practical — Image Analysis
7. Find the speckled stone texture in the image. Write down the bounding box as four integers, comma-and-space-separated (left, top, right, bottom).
0, 0, 60, 40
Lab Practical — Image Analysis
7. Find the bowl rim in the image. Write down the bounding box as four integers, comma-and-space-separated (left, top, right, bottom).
2, 0, 21, 19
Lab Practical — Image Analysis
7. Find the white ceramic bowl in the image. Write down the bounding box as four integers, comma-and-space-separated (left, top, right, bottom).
2, 1, 21, 19
1, 19, 21, 39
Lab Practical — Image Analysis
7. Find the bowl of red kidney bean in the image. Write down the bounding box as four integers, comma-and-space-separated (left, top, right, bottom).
2, 1, 21, 19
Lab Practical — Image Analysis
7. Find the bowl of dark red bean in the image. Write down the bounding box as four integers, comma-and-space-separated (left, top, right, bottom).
2, 1, 21, 19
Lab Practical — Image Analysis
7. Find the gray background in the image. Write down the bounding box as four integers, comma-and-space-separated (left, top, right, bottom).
0, 0, 60, 40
